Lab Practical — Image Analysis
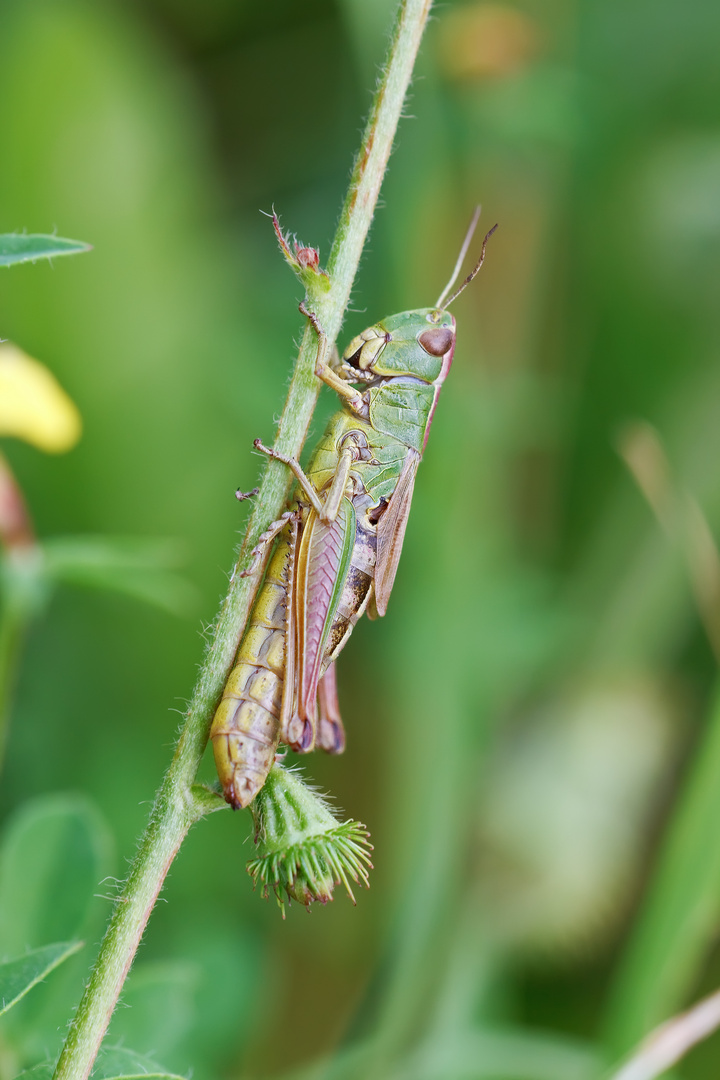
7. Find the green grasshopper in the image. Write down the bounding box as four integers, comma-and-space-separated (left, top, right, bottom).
211, 211, 496, 809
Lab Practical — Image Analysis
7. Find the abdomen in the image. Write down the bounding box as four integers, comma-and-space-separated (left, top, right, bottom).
210, 527, 293, 809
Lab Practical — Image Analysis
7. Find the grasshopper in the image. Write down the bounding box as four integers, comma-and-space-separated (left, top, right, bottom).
211, 211, 496, 809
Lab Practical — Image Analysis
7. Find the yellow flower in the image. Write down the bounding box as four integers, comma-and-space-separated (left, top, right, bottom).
0, 342, 81, 453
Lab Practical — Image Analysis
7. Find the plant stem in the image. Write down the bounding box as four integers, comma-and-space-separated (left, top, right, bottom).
52, 3, 433, 1078
0, 603, 28, 773
0, 452, 39, 774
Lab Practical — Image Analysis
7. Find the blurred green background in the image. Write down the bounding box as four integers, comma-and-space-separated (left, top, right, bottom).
2, 0, 720, 1077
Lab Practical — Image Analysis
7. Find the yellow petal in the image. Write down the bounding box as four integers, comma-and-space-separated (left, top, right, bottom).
0, 342, 82, 453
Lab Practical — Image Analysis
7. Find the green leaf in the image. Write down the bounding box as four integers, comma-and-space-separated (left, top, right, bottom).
0, 233, 91, 267
0, 797, 114, 1065
17, 1047, 186, 1080
0, 794, 114, 954
107, 963, 198, 1063
85, 1046, 187, 1080
0, 941, 82, 1016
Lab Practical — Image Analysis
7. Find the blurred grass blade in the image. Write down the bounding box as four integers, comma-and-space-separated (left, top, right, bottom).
281, 1028, 600, 1080
604, 682, 720, 1055
619, 422, 720, 661
609, 988, 720, 1080
0, 941, 82, 1016
0, 233, 90, 266
396, 1028, 601, 1080
42, 536, 198, 616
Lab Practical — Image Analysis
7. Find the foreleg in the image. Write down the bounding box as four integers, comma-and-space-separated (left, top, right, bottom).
299, 302, 367, 416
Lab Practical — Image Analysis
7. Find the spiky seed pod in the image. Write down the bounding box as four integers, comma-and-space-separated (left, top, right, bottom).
247, 763, 373, 917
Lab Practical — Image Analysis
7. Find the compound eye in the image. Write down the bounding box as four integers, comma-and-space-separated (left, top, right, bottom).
418, 327, 454, 357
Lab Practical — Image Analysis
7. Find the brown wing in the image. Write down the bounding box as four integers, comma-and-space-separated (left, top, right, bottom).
374, 448, 421, 616
279, 514, 301, 747
285, 499, 356, 751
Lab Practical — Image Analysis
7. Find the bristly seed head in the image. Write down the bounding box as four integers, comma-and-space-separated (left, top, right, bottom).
247, 763, 373, 918
295, 246, 320, 272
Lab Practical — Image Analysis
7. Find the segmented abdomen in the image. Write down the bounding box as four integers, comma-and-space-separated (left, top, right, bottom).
210, 529, 292, 809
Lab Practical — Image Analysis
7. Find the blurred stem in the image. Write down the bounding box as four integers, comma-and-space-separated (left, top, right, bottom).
604, 679, 720, 1057
52, 4, 433, 1080
0, 602, 28, 772
0, 451, 38, 773
618, 422, 720, 663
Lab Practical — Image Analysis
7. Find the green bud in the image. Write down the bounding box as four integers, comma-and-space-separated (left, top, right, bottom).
247, 763, 372, 917
271, 210, 331, 295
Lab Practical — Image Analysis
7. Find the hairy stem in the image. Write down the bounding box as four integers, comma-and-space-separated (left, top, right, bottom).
52, 3, 433, 1078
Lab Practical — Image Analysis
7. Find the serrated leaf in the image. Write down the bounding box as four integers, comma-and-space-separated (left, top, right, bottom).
0, 942, 82, 1016
87, 1046, 187, 1080
13, 1064, 53, 1080
17, 1047, 186, 1080
0, 233, 91, 267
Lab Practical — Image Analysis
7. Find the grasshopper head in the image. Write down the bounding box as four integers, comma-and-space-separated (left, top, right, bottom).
342, 307, 456, 385
341, 214, 496, 388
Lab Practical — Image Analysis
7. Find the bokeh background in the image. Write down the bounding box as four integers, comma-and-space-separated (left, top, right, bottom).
1, 0, 720, 1077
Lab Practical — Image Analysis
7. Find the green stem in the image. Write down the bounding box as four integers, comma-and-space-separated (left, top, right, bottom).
52, 3, 433, 1079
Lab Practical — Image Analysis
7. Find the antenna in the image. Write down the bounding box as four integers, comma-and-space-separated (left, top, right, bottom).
435, 206, 482, 309
437, 222, 498, 311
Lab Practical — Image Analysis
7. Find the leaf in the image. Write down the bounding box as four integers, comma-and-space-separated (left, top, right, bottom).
0, 794, 114, 954
107, 962, 198, 1062
42, 536, 197, 616
86, 1046, 188, 1080
17, 1047, 186, 1080
147, 921, 263, 1076
0, 233, 91, 267
0, 942, 82, 1016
